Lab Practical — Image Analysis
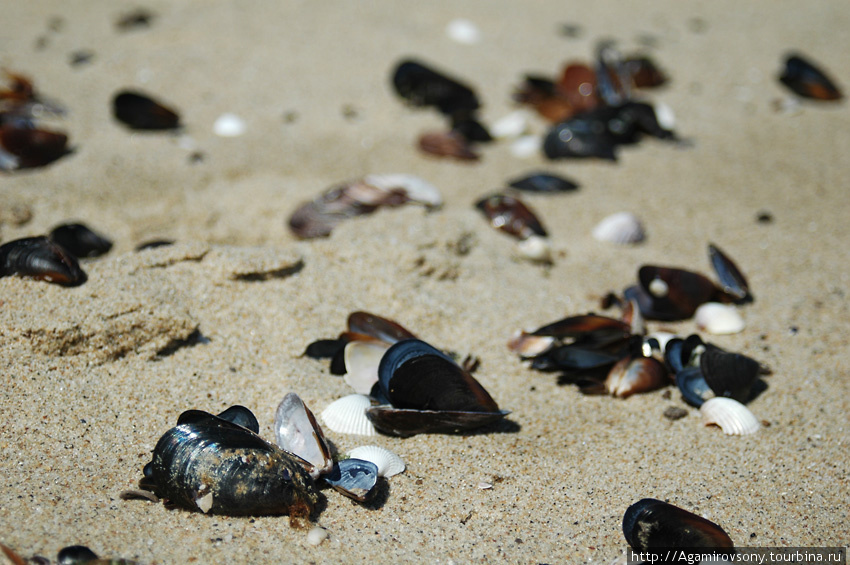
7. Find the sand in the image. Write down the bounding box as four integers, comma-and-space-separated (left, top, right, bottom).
1, 1, 849, 563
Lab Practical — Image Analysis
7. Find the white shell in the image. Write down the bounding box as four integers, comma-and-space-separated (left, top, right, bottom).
274, 392, 333, 478
445, 18, 481, 44
510, 134, 541, 158
213, 113, 246, 137
348, 445, 405, 477
516, 235, 552, 263
592, 212, 646, 244
507, 330, 555, 358
654, 102, 676, 131
490, 109, 532, 139
700, 397, 760, 436
363, 174, 442, 207
343, 340, 389, 395
306, 526, 329, 546
648, 277, 669, 297
695, 302, 745, 335
320, 394, 377, 436
195, 491, 213, 513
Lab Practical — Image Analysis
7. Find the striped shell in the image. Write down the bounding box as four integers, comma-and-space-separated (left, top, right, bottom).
592, 212, 646, 244
695, 302, 745, 335
348, 445, 406, 477
320, 394, 377, 436
700, 397, 760, 435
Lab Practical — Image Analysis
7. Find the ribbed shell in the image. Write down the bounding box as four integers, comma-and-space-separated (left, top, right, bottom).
348, 446, 406, 477
320, 395, 377, 436
700, 397, 761, 435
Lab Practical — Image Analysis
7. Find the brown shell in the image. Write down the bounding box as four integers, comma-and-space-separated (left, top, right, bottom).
475, 193, 547, 239
417, 130, 479, 161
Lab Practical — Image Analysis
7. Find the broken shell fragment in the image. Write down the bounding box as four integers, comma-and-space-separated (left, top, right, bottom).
113, 90, 180, 130
592, 212, 645, 244
49, 222, 113, 258
508, 172, 579, 193
695, 302, 745, 335
274, 393, 334, 479
348, 445, 405, 478
623, 498, 735, 551
323, 458, 379, 502
708, 243, 751, 302
0, 236, 86, 286
320, 394, 377, 436
700, 397, 760, 435
779, 53, 843, 101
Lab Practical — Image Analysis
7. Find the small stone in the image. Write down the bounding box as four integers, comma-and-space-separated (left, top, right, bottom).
213, 113, 246, 137
663, 406, 688, 421
446, 19, 481, 44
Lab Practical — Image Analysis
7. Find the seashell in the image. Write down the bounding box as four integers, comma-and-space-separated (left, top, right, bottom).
343, 341, 390, 395
490, 109, 533, 140
708, 243, 750, 302
778, 53, 842, 101
543, 114, 618, 160
347, 311, 418, 344
320, 394, 377, 436
322, 458, 379, 502
556, 63, 599, 114
623, 498, 735, 551
699, 343, 760, 403
675, 365, 713, 407
623, 55, 668, 88
445, 18, 481, 45
141, 409, 320, 518
348, 445, 405, 478
274, 393, 334, 479
647, 331, 676, 357
57, 545, 101, 563
49, 222, 113, 258
366, 405, 509, 438
516, 235, 552, 263
592, 212, 645, 244
135, 239, 175, 251
216, 405, 260, 433
695, 302, 745, 335
391, 59, 480, 117
451, 116, 492, 143
507, 330, 556, 358
475, 193, 548, 240
112, 90, 180, 130
621, 298, 646, 336
509, 135, 542, 158
363, 174, 442, 208
604, 356, 669, 398
418, 130, 479, 161
530, 313, 632, 344
306, 526, 329, 547
595, 41, 631, 106
700, 397, 760, 435
513, 76, 575, 123
0, 236, 87, 286
629, 266, 719, 320
0, 123, 70, 170
213, 112, 246, 137
508, 172, 579, 193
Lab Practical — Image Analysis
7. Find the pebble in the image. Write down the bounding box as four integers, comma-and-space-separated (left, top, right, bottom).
214, 113, 246, 137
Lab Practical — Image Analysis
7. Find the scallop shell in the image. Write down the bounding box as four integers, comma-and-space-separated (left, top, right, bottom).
343, 341, 389, 395
348, 445, 405, 477
320, 394, 377, 436
592, 212, 646, 244
700, 397, 760, 435
695, 302, 745, 335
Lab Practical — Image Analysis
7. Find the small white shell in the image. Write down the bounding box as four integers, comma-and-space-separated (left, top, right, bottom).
592, 212, 646, 244
510, 134, 541, 158
516, 235, 552, 263
195, 491, 213, 513
343, 340, 389, 395
445, 18, 481, 44
700, 397, 760, 436
348, 445, 405, 477
307, 526, 329, 546
695, 302, 745, 335
320, 394, 377, 436
213, 113, 246, 137
654, 102, 676, 131
490, 109, 532, 139
363, 174, 442, 208
648, 277, 669, 298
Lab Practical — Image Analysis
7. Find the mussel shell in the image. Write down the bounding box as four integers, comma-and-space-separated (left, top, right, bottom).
322, 458, 379, 502
531, 345, 622, 372
634, 266, 719, 320
216, 405, 260, 433
675, 366, 713, 407
0, 236, 86, 286
112, 90, 180, 130
451, 116, 493, 143
378, 339, 500, 413
508, 172, 579, 193
418, 130, 479, 161
699, 343, 760, 404
708, 243, 750, 302
49, 223, 113, 258
605, 356, 669, 398
274, 393, 333, 478
623, 498, 735, 551
391, 59, 480, 117
531, 313, 631, 344
57, 545, 100, 564
0, 123, 70, 169
366, 405, 510, 438
347, 311, 417, 344
543, 115, 617, 160
556, 63, 599, 113
779, 54, 843, 101
145, 409, 319, 516
475, 193, 548, 239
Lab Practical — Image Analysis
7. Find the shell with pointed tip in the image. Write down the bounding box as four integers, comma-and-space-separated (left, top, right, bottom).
343, 341, 390, 395
708, 243, 750, 302
700, 397, 760, 435
475, 193, 547, 239
320, 394, 377, 436
592, 212, 645, 244
0, 236, 87, 286
623, 498, 735, 551
605, 356, 669, 398
695, 302, 745, 335
348, 446, 405, 477
274, 393, 333, 478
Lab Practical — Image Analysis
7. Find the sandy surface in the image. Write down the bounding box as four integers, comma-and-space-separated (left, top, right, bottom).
2, 1, 849, 563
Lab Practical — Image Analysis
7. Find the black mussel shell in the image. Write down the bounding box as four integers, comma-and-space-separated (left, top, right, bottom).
0, 236, 86, 286
49, 223, 113, 258
304, 338, 347, 360
113, 90, 180, 130
779, 54, 843, 101
623, 498, 735, 552
612, 102, 675, 141
378, 339, 501, 413
708, 243, 751, 302
366, 405, 510, 438
347, 311, 417, 344
508, 172, 579, 193
0, 123, 70, 170
451, 116, 492, 143
392, 59, 480, 118
323, 458, 378, 502
634, 266, 719, 320
531, 314, 631, 344
135, 239, 175, 251
543, 114, 617, 160
144, 409, 319, 517
475, 193, 547, 239
57, 545, 100, 564
675, 366, 712, 407
699, 343, 760, 404
663, 337, 686, 374
532, 345, 622, 373
216, 405, 260, 433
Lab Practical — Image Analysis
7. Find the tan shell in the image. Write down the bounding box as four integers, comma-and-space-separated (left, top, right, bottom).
343, 340, 389, 395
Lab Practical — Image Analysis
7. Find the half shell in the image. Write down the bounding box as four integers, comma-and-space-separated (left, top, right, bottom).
700, 397, 760, 435
274, 393, 334, 478
348, 445, 405, 478
592, 212, 645, 244
694, 302, 745, 335
343, 340, 390, 395
320, 394, 377, 436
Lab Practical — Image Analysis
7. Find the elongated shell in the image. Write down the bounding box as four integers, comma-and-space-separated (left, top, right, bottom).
695, 302, 745, 335
320, 394, 377, 436
113, 90, 180, 130
605, 356, 669, 398
779, 53, 843, 100
144, 410, 320, 517
348, 446, 405, 477
49, 222, 113, 258
347, 311, 417, 344
699, 343, 760, 403
623, 498, 735, 551
274, 393, 333, 478
0, 236, 86, 286
592, 212, 645, 244
475, 193, 548, 239
708, 243, 750, 302
700, 397, 760, 435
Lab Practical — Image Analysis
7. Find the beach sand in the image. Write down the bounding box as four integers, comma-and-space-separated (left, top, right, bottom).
1, 1, 848, 563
